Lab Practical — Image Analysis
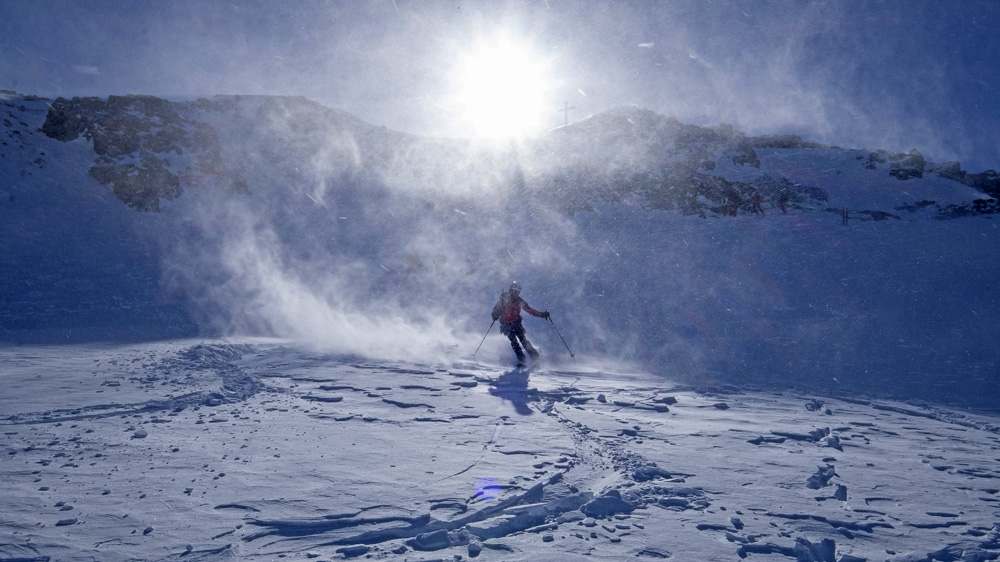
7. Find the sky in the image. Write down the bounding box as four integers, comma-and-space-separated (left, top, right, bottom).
2, 0, 999, 171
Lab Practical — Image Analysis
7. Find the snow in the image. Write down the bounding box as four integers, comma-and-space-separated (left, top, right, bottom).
3, 92, 1000, 560
3, 340, 1000, 561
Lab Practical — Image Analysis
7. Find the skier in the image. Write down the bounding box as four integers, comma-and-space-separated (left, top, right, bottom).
491, 281, 549, 366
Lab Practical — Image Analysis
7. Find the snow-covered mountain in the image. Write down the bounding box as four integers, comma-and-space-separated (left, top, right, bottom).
2, 91, 999, 410
29, 93, 1000, 216
4, 91, 1000, 562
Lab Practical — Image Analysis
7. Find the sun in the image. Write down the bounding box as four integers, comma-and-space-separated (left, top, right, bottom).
449, 35, 554, 139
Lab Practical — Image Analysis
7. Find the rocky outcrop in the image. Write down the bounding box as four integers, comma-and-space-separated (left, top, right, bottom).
751, 134, 826, 150
42, 95, 180, 148
862, 148, 929, 180
89, 154, 181, 212
42, 95, 225, 211
931, 161, 1000, 197
889, 148, 926, 180
865, 150, 888, 170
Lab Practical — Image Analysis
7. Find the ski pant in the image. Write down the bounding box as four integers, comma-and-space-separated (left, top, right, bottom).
500, 320, 538, 361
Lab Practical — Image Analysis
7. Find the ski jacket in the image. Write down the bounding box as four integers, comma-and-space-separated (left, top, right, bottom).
492, 291, 543, 324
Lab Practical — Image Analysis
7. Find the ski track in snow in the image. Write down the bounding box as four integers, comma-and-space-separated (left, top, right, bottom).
1, 339, 1000, 561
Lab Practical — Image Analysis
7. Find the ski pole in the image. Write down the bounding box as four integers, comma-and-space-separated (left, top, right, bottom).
473, 319, 496, 359
547, 315, 575, 358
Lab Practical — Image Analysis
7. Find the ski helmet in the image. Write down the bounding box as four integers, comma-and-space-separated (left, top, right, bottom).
509, 281, 522, 294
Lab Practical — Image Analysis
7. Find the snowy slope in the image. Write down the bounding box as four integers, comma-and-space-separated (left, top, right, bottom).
0, 95, 197, 341
2, 339, 1000, 561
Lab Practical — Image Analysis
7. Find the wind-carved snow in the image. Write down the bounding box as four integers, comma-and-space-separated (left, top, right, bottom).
2, 340, 1000, 561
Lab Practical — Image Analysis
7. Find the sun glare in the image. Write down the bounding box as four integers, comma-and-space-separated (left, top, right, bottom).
450, 36, 553, 139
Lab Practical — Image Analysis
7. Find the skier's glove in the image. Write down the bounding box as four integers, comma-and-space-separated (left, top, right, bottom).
541, 310, 551, 319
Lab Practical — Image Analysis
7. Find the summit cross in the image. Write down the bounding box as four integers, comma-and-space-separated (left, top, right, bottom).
559, 101, 575, 126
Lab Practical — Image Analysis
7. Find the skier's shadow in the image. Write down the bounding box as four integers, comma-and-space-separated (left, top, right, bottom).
489, 368, 537, 416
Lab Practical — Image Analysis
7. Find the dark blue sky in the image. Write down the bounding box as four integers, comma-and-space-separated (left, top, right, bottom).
3, 0, 998, 171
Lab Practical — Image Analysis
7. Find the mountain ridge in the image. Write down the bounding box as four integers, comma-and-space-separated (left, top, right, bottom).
8, 91, 996, 217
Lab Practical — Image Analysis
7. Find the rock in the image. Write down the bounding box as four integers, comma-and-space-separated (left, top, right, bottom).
889, 149, 926, 181
88, 158, 181, 212
467, 541, 482, 558
55, 518, 78, 526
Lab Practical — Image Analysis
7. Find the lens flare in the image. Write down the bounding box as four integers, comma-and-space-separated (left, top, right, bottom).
474, 477, 500, 501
